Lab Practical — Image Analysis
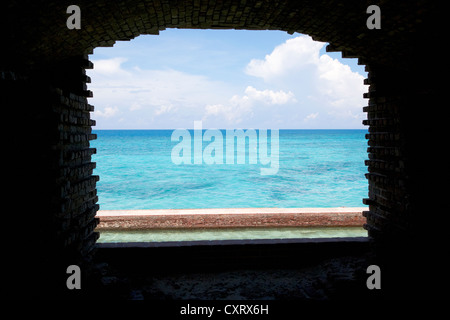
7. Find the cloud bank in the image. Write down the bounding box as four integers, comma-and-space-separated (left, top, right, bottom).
88, 34, 366, 129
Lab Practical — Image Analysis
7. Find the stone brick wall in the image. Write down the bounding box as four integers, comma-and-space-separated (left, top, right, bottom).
360, 61, 445, 297
3, 56, 100, 297
1, 1, 437, 71
362, 65, 408, 240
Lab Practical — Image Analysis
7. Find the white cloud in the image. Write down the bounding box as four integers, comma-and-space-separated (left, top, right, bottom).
88, 34, 366, 129
204, 103, 242, 124
304, 112, 319, 121
95, 106, 119, 118
244, 86, 295, 105
203, 86, 295, 125
89, 57, 232, 128
129, 102, 142, 111
316, 54, 365, 110
154, 104, 176, 115
244, 35, 366, 126
93, 57, 129, 75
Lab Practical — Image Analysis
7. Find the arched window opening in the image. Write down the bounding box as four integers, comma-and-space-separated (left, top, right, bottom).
87, 29, 369, 244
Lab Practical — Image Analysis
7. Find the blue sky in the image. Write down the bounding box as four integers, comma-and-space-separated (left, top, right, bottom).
87, 29, 367, 129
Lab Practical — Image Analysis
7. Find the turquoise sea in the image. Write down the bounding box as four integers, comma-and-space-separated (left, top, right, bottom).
91, 129, 369, 210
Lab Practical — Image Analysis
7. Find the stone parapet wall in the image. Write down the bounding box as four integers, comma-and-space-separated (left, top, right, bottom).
96, 208, 367, 230
3, 55, 99, 296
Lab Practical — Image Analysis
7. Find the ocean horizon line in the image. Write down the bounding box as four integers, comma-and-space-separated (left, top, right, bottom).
96, 207, 367, 215
93, 128, 368, 131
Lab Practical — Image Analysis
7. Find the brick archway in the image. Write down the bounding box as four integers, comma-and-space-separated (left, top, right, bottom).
2, 1, 443, 299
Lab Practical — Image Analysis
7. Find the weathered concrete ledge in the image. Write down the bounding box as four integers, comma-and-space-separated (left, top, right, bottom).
95, 207, 367, 230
